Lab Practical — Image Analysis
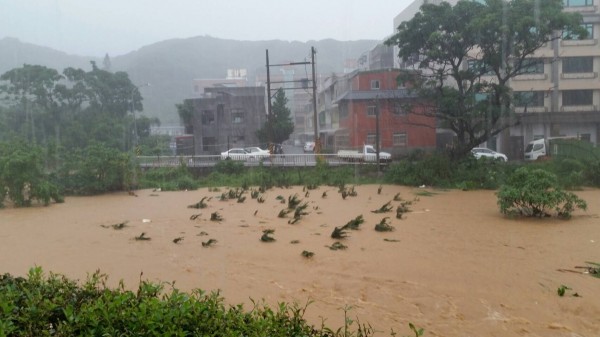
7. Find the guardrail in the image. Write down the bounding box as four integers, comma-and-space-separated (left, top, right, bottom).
137, 154, 385, 168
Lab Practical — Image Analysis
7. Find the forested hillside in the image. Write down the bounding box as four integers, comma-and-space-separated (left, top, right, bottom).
1, 36, 379, 125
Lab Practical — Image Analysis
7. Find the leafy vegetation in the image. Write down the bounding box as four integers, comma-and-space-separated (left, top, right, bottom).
0, 140, 63, 207
256, 89, 294, 144
497, 167, 587, 218
0, 267, 424, 336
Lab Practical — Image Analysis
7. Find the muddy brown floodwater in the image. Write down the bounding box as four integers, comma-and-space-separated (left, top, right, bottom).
1, 185, 599, 336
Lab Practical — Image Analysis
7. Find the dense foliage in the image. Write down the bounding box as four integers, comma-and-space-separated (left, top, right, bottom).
385, 0, 586, 159
384, 152, 515, 190
497, 167, 587, 218
0, 140, 63, 207
0, 267, 414, 337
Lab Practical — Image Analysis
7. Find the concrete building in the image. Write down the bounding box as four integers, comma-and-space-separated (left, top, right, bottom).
507, 1, 600, 159
183, 86, 266, 155
392, 0, 600, 159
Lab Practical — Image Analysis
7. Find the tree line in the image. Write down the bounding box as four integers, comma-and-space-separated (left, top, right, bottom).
0, 62, 169, 206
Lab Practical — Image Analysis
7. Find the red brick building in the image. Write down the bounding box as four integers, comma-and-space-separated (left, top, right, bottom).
332, 69, 436, 156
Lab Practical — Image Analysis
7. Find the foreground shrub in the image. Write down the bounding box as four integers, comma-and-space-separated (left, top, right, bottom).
0, 267, 415, 336
497, 167, 587, 218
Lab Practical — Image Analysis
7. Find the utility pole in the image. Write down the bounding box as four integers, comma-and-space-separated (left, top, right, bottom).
265, 47, 318, 151
266, 50, 272, 118
311, 46, 319, 153
375, 95, 381, 174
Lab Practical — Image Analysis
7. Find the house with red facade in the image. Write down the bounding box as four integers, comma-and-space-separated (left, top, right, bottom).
318, 69, 435, 157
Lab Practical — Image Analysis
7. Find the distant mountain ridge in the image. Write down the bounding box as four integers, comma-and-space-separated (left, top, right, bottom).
0, 36, 380, 125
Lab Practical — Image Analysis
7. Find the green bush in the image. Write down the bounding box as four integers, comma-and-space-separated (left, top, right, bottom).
0, 267, 412, 336
140, 165, 199, 191
58, 143, 133, 195
497, 167, 587, 218
384, 152, 513, 189
0, 140, 63, 207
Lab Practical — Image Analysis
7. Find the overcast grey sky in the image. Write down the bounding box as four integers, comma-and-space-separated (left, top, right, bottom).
1, 0, 413, 57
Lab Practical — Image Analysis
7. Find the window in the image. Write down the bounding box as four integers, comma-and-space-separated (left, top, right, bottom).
517, 58, 544, 74
393, 132, 407, 147
563, 23, 593, 40
366, 133, 376, 145
563, 0, 593, 6
580, 133, 591, 142
201, 110, 215, 125
392, 102, 407, 115
231, 108, 244, 123
367, 105, 377, 116
467, 59, 494, 75
563, 57, 593, 73
514, 91, 544, 107
370, 80, 380, 90
563, 90, 593, 106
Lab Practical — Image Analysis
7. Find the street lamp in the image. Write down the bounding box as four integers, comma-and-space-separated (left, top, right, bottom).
131, 82, 150, 149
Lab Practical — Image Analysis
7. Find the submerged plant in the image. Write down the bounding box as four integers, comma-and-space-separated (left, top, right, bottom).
210, 212, 223, 222
344, 215, 364, 230
278, 209, 292, 218
331, 226, 349, 239
111, 221, 129, 230
328, 242, 347, 250
372, 201, 393, 214
202, 238, 217, 247
135, 232, 151, 241
293, 202, 310, 220
374, 217, 394, 232
301, 250, 314, 258
288, 194, 302, 209
261, 229, 276, 242
188, 196, 209, 209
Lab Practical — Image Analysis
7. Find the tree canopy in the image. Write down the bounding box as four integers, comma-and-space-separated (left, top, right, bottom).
385, 0, 586, 159
0, 63, 166, 203
256, 89, 294, 145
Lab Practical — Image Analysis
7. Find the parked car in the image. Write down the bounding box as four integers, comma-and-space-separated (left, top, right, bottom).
220, 148, 254, 161
471, 148, 508, 161
303, 141, 315, 152
244, 147, 270, 159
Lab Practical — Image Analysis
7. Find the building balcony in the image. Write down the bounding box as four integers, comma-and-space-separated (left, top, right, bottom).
561, 39, 598, 47
516, 106, 548, 113
561, 72, 597, 80
513, 73, 548, 81
561, 105, 597, 112
563, 5, 598, 13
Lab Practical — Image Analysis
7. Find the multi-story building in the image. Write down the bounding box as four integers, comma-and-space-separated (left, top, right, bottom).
318, 69, 436, 156
508, 0, 600, 158
183, 86, 266, 155
393, 0, 600, 159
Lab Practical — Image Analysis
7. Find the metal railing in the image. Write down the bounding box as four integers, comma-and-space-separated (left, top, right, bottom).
137, 154, 385, 168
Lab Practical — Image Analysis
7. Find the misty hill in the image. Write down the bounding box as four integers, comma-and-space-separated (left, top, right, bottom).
0, 36, 380, 125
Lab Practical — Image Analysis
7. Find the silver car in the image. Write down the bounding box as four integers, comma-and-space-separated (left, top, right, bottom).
471, 148, 508, 161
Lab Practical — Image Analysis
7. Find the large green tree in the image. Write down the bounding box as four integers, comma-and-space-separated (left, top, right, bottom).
385, 0, 586, 159
256, 89, 294, 144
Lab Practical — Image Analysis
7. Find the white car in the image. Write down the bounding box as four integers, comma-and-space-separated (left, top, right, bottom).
303, 141, 315, 152
244, 147, 270, 159
471, 148, 508, 161
220, 148, 254, 161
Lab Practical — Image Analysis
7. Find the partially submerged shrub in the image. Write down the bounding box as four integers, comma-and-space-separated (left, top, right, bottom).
497, 167, 587, 218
